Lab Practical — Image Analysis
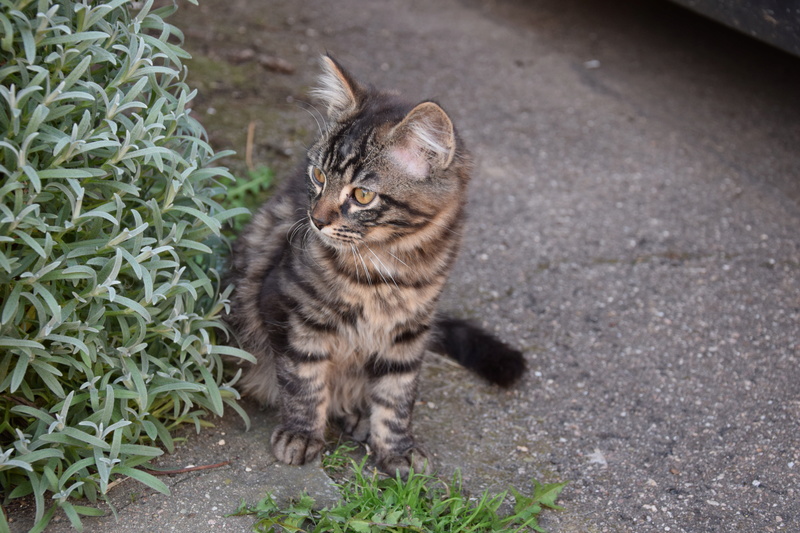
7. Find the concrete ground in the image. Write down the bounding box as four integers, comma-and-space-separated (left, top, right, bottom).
8, 0, 799, 531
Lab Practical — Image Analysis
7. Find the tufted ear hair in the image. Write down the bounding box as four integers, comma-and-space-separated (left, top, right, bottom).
311, 55, 364, 121
386, 101, 456, 179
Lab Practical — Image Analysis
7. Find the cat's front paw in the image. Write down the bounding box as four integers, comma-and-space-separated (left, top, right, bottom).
271, 426, 325, 465
377, 446, 431, 479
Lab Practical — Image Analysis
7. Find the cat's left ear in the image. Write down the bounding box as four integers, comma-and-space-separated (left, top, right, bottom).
312, 55, 364, 121
387, 102, 456, 179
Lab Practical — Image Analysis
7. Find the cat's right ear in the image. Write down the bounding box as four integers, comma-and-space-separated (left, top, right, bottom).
312, 55, 363, 121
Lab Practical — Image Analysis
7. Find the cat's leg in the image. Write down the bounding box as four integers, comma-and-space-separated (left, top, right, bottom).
270, 351, 330, 465
367, 351, 430, 477
336, 410, 371, 443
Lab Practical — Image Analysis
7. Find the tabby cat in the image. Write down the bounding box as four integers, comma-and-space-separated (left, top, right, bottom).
227, 55, 525, 476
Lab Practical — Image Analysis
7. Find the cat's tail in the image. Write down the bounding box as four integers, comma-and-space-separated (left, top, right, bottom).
429, 316, 526, 387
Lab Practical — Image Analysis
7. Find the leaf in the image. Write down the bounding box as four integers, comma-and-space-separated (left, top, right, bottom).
44, 334, 90, 357
28, 503, 56, 533
347, 519, 372, 533
147, 380, 205, 396
223, 397, 251, 431
60, 428, 110, 450
72, 505, 105, 517
9, 353, 30, 394
146, 417, 174, 453
198, 364, 224, 416
0, 506, 11, 533
40, 31, 111, 47
117, 444, 164, 457
14, 229, 46, 258
59, 501, 84, 531
113, 466, 169, 495
112, 295, 152, 321
10, 405, 55, 425
122, 357, 149, 410
37, 168, 106, 179
0, 283, 22, 324
60, 458, 97, 486
0, 338, 45, 349
168, 205, 221, 235
532, 480, 567, 510
208, 344, 256, 364
30, 360, 66, 398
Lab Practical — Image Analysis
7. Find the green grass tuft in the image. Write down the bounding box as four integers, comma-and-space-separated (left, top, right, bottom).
232, 444, 567, 533
219, 165, 274, 234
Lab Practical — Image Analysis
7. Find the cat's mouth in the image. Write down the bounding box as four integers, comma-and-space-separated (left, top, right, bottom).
309, 217, 364, 249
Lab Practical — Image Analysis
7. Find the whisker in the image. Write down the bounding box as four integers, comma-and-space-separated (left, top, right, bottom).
368, 253, 399, 290
350, 244, 362, 283
368, 256, 391, 285
294, 100, 327, 138
385, 250, 410, 268
364, 245, 399, 289
425, 217, 464, 238
287, 218, 308, 244
288, 225, 311, 252
302, 227, 326, 269
355, 247, 372, 286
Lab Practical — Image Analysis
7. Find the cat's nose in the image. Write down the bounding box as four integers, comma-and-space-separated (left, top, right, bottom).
310, 202, 336, 229
310, 215, 328, 229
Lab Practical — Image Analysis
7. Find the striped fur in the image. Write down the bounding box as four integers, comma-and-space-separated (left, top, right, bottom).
227, 55, 525, 477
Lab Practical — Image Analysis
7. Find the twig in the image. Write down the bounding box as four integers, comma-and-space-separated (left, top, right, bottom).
140, 459, 233, 476
1, 394, 37, 407
245, 121, 256, 171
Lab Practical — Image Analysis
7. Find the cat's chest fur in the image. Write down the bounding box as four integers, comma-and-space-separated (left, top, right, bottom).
289, 239, 444, 361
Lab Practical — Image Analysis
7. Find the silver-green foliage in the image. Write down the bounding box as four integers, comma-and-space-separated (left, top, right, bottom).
0, 0, 253, 529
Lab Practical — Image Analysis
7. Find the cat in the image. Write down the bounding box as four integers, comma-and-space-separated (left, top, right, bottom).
226, 55, 525, 477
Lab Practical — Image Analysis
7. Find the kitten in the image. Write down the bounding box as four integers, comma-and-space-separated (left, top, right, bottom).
227, 55, 525, 476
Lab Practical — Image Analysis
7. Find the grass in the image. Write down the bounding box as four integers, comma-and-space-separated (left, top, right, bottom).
218, 165, 275, 234
230, 443, 567, 533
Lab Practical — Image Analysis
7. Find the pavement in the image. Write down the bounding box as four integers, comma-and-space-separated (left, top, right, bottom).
8, 0, 799, 531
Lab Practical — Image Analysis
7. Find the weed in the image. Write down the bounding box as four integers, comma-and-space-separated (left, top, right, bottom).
232, 443, 566, 533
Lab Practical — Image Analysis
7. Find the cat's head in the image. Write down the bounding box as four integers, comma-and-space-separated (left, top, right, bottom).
304, 55, 469, 250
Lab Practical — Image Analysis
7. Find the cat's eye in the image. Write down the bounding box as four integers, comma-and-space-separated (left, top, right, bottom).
353, 187, 376, 205
311, 166, 326, 185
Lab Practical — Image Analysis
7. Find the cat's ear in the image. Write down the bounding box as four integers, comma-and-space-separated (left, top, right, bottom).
387, 102, 456, 179
312, 55, 363, 121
